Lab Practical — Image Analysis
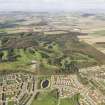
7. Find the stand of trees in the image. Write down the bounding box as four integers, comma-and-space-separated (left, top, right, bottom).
0, 49, 19, 62
61, 58, 79, 73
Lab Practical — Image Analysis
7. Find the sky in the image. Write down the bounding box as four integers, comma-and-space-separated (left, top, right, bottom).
0, 0, 105, 11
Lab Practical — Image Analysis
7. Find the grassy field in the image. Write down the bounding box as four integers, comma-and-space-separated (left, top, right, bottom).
92, 30, 105, 36
60, 94, 80, 105
31, 92, 80, 105
31, 90, 58, 105
8, 101, 14, 105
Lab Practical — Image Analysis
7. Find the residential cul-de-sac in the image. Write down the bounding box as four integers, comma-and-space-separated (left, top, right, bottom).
0, 65, 105, 105
0, 73, 37, 105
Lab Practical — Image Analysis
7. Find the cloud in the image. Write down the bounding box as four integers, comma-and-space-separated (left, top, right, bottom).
0, 0, 105, 5
0, 0, 105, 11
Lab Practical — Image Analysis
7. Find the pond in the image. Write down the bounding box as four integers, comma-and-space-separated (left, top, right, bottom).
42, 80, 49, 88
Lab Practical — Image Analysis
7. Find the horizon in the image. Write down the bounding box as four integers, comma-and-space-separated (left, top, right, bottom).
0, 0, 105, 12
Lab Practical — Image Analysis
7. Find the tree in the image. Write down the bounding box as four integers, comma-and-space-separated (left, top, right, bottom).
61, 57, 79, 73
7, 49, 16, 61
0, 52, 4, 62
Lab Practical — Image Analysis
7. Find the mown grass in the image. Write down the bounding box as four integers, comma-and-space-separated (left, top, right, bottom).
60, 94, 80, 105
8, 101, 14, 105
31, 92, 80, 105
31, 90, 58, 105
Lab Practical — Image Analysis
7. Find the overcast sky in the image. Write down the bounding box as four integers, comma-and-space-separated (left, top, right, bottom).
0, 0, 105, 11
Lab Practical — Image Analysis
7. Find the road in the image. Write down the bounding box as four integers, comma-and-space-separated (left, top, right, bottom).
26, 76, 38, 105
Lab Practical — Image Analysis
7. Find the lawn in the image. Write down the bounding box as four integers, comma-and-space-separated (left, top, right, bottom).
8, 101, 14, 105
31, 90, 58, 105
31, 91, 80, 105
60, 94, 80, 105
